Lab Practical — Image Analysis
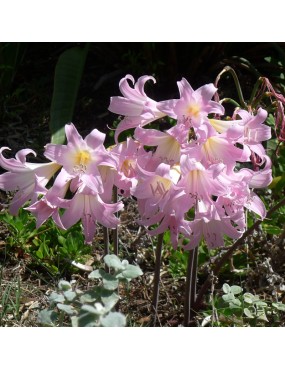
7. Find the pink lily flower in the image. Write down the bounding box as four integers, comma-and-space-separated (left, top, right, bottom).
60, 185, 123, 244
186, 202, 243, 249
134, 126, 185, 168
157, 78, 224, 128
44, 123, 116, 195
132, 163, 183, 218
182, 122, 246, 170
24, 168, 71, 229
0, 147, 61, 215
108, 74, 165, 142
235, 108, 272, 158
178, 155, 228, 204
110, 137, 151, 196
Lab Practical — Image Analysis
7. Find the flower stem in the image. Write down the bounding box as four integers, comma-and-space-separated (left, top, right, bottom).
219, 98, 240, 108
113, 186, 119, 256
103, 227, 109, 272
194, 196, 285, 311
215, 66, 247, 109
184, 247, 198, 326
249, 77, 263, 107
152, 233, 164, 326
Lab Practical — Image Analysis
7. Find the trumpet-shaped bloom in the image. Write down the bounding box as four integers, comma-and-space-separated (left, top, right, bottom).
44, 123, 115, 195
134, 126, 184, 167
24, 168, 71, 228
143, 212, 192, 250
132, 163, 183, 218
110, 137, 151, 196
60, 185, 123, 244
186, 202, 243, 249
157, 78, 224, 128
108, 75, 165, 142
178, 155, 228, 204
0, 147, 61, 214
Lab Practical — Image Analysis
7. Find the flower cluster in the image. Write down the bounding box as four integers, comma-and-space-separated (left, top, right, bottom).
0, 75, 272, 249
108, 75, 272, 249
0, 125, 123, 244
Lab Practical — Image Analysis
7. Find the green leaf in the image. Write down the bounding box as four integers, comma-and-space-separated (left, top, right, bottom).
262, 224, 282, 235
101, 291, 120, 311
230, 298, 242, 307
244, 307, 255, 318
63, 290, 77, 302
79, 289, 100, 304
58, 280, 72, 291
256, 309, 268, 322
272, 302, 285, 312
100, 312, 126, 327
49, 44, 89, 144
81, 303, 104, 315
57, 303, 77, 315
222, 293, 235, 302
102, 274, 119, 291
230, 285, 243, 295
121, 264, 143, 279
49, 292, 65, 304
88, 269, 104, 280
104, 254, 123, 270
76, 312, 99, 327
255, 300, 268, 308
38, 309, 58, 326
222, 283, 231, 294
243, 293, 255, 304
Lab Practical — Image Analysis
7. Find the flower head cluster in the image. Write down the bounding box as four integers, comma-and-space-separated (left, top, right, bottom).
109, 75, 272, 249
0, 124, 123, 244
0, 75, 272, 250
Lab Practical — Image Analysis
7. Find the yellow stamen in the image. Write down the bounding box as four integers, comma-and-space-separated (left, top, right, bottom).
75, 150, 91, 167
187, 103, 200, 118
121, 159, 135, 178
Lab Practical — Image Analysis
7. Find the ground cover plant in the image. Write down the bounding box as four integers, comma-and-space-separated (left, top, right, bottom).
0, 42, 285, 327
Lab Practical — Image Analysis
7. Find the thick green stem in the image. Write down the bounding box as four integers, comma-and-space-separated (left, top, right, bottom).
152, 233, 164, 326
194, 196, 285, 311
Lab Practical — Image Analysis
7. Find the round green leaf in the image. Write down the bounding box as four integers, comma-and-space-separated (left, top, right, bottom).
272, 302, 285, 312
122, 265, 143, 280
57, 303, 77, 316
222, 293, 235, 302
49, 292, 65, 304
58, 280, 72, 291
63, 290, 77, 302
230, 285, 243, 295
243, 293, 254, 304
244, 307, 255, 318
100, 312, 126, 327
88, 269, 104, 280
102, 275, 119, 291
222, 283, 231, 294
104, 254, 123, 270
38, 309, 58, 326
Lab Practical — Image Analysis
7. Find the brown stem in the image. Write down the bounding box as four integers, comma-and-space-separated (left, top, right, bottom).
194, 196, 285, 311
184, 247, 198, 326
